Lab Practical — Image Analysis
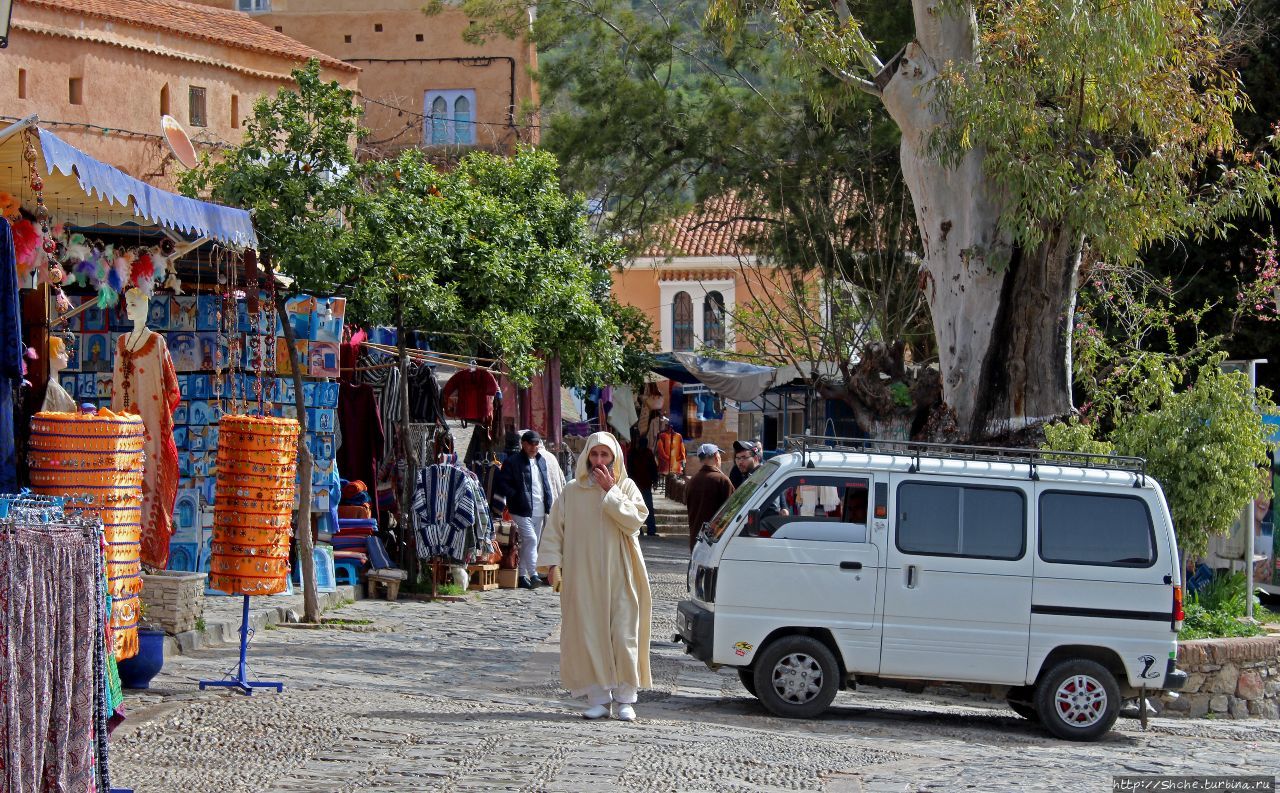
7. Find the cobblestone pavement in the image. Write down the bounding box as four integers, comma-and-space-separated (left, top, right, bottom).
113, 508, 1280, 792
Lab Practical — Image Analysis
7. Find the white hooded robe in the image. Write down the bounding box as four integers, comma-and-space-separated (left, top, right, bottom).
539, 431, 653, 695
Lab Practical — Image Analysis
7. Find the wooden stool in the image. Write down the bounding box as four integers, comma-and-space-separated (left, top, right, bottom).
366, 570, 403, 601
466, 563, 499, 591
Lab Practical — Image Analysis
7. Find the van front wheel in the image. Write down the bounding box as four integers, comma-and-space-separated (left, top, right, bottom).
753, 635, 839, 719
1035, 659, 1120, 741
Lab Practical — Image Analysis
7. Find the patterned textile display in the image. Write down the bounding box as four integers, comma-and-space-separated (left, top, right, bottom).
27, 410, 146, 660
111, 331, 181, 568
410, 454, 496, 563
0, 220, 21, 494
211, 414, 299, 596
412, 463, 475, 561
0, 507, 111, 793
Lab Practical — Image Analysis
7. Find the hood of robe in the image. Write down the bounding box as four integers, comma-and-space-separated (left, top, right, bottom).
574, 431, 629, 484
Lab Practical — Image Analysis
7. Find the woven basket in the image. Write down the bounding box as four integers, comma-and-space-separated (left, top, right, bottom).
211, 415, 299, 596
29, 410, 146, 660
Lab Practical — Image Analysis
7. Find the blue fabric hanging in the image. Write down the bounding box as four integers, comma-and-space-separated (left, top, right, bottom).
0, 218, 22, 492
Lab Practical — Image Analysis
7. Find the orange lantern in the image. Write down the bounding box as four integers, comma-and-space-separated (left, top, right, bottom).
29, 410, 146, 660
210, 414, 299, 596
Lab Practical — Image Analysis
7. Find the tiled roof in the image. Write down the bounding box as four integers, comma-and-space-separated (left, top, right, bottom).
20, 0, 358, 73
638, 194, 765, 259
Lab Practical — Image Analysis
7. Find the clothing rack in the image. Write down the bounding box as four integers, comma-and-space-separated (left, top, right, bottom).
0, 493, 123, 793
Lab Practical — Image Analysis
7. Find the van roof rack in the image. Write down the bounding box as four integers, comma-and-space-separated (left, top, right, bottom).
786, 434, 1147, 485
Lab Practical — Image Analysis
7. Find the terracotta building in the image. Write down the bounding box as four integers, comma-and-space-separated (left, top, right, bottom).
192, 0, 538, 158
2, 0, 359, 188
613, 195, 815, 452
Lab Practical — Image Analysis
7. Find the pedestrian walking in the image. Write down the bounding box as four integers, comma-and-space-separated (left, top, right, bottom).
685, 443, 734, 551
496, 430, 555, 589
729, 439, 762, 488
626, 432, 660, 536
540, 431, 652, 721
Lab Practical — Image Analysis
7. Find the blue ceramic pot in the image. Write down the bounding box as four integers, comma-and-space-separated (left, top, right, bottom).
117, 628, 165, 689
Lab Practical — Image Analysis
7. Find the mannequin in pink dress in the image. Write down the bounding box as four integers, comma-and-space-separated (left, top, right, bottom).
112, 288, 181, 569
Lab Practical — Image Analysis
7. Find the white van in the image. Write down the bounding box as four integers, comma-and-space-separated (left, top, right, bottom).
676, 438, 1188, 741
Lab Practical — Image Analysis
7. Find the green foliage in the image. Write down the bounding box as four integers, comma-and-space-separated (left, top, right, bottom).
1045, 357, 1272, 560
1191, 571, 1255, 618
178, 61, 363, 291
934, 0, 1280, 264
1111, 358, 1272, 560
1041, 417, 1114, 457
1179, 602, 1265, 640
711, 0, 1280, 268
351, 147, 652, 387
453, 0, 926, 367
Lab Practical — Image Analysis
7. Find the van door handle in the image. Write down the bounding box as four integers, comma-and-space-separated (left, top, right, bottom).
840, 561, 863, 570
905, 565, 918, 588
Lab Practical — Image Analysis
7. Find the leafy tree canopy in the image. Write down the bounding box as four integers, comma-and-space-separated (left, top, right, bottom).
351, 147, 650, 388
1045, 356, 1273, 560
178, 60, 363, 291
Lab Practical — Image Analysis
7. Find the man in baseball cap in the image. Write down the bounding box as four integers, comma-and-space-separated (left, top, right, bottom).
730, 439, 762, 488
685, 442, 734, 551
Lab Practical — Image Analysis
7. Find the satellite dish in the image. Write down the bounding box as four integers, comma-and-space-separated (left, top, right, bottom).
161, 115, 198, 169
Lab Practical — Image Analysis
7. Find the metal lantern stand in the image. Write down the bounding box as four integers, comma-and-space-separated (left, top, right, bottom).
198, 595, 283, 696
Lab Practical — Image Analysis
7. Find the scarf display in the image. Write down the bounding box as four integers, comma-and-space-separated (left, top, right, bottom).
0, 495, 111, 793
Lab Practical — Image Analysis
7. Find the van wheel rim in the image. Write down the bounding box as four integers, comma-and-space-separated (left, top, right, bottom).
771, 653, 823, 704
1054, 674, 1107, 727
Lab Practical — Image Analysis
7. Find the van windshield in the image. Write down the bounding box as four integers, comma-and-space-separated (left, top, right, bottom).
707, 460, 780, 541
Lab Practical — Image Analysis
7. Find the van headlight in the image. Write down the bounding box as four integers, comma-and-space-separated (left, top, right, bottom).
695, 565, 718, 603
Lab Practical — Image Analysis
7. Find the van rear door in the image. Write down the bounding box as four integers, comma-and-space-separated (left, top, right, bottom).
1029, 487, 1177, 687
880, 476, 1033, 684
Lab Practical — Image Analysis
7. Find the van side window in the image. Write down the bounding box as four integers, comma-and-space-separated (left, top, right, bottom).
748, 476, 870, 542
896, 482, 1025, 560
1039, 492, 1156, 567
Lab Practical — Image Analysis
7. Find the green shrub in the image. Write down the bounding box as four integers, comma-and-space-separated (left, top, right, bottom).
1179, 602, 1265, 640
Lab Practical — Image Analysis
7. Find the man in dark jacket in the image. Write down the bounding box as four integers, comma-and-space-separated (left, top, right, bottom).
626, 435, 660, 536
496, 430, 555, 588
685, 443, 734, 551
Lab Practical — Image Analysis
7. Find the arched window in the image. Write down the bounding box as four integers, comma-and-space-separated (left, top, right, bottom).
160, 84, 170, 117
430, 96, 448, 144
453, 95, 473, 145
703, 291, 725, 349
673, 292, 694, 351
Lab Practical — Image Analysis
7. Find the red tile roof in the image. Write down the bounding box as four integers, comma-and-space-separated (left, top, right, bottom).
20, 0, 358, 73
638, 194, 765, 259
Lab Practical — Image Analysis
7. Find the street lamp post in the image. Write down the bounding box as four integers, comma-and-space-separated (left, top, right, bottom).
0, 0, 13, 49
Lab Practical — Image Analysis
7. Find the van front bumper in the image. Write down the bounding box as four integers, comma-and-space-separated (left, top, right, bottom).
675, 600, 714, 664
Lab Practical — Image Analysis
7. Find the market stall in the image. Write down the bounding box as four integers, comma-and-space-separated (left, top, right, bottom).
0, 115, 280, 791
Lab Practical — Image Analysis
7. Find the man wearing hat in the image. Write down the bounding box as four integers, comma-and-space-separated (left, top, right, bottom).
685, 443, 734, 551
729, 439, 762, 488
496, 430, 556, 588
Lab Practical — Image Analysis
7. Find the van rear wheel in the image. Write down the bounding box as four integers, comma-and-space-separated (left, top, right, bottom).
737, 668, 757, 698
1035, 659, 1120, 741
752, 635, 839, 719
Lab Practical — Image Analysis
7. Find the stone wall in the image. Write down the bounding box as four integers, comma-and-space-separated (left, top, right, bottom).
1159, 635, 1280, 719
140, 571, 207, 636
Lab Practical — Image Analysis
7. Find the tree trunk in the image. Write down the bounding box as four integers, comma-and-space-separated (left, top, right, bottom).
262, 254, 319, 623
879, 7, 1079, 439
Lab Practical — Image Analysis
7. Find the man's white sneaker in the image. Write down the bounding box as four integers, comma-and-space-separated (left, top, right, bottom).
614, 704, 636, 721
582, 703, 610, 720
